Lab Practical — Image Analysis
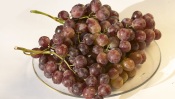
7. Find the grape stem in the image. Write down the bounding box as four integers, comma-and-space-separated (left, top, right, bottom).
14, 46, 75, 74
30, 10, 65, 24
105, 45, 110, 52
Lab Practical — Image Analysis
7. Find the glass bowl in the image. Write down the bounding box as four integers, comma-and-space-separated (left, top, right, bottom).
32, 41, 161, 98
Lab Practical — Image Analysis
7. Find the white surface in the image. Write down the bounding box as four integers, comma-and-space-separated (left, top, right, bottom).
0, 0, 175, 99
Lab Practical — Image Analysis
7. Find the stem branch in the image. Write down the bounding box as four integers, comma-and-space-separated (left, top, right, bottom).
30, 10, 65, 24
14, 46, 75, 74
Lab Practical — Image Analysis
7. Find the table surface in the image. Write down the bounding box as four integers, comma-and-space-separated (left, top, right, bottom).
0, 0, 175, 99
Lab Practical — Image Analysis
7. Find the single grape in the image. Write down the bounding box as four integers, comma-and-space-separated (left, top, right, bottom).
96, 52, 108, 65
128, 51, 143, 65
74, 55, 87, 68
59, 62, 69, 72
83, 33, 95, 45
154, 29, 162, 40
144, 29, 155, 43
52, 33, 65, 45
113, 64, 123, 74
121, 18, 132, 28
63, 70, 74, 77
52, 70, 63, 84
96, 34, 109, 47
110, 76, 123, 89
39, 55, 48, 65
107, 49, 121, 64
120, 71, 128, 83
100, 20, 111, 33
70, 4, 85, 18
108, 37, 120, 49
44, 70, 52, 78
85, 75, 98, 87
132, 18, 146, 30
92, 45, 103, 54
107, 24, 120, 37
83, 86, 96, 98
62, 75, 75, 87
77, 68, 89, 79
69, 47, 79, 57
75, 22, 88, 33
131, 10, 142, 19
122, 58, 135, 71
96, 6, 110, 21
119, 41, 131, 52
78, 43, 89, 55
55, 44, 68, 56
110, 10, 119, 17
99, 74, 110, 84
143, 15, 155, 29
90, 0, 102, 13
108, 68, 119, 79
58, 10, 69, 20
86, 18, 101, 34
117, 28, 131, 41
64, 19, 75, 29
62, 26, 75, 38
38, 36, 50, 48
98, 84, 111, 97
70, 82, 86, 96
55, 25, 63, 34
134, 30, 146, 42
44, 61, 57, 74
89, 63, 102, 76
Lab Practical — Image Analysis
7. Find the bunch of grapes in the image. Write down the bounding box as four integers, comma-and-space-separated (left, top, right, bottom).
15, 0, 161, 98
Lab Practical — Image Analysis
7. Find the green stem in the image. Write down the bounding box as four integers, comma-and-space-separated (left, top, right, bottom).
79, 16, 89, 19
30, 10, 65, 24
14, 46, 75, 74
105, 44, 110, 52
77, 32, 81, 43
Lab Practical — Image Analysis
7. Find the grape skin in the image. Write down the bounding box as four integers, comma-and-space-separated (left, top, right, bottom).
132, 18, 146, 30
38, 36, 50, 48
83, 86, 96, 98
58, 10, 69, 20
98, 84, 111, 97
86, 18, 101, 34
122, 58, 135, 71
96, 52, 108, 65
70, 4, 85, 18
107, 49, 121, 64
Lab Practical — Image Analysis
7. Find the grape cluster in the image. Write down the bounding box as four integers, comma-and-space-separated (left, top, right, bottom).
17, 0, 162, 98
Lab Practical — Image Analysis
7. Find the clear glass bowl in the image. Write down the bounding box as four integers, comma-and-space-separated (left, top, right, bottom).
32, 41, 161, 98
